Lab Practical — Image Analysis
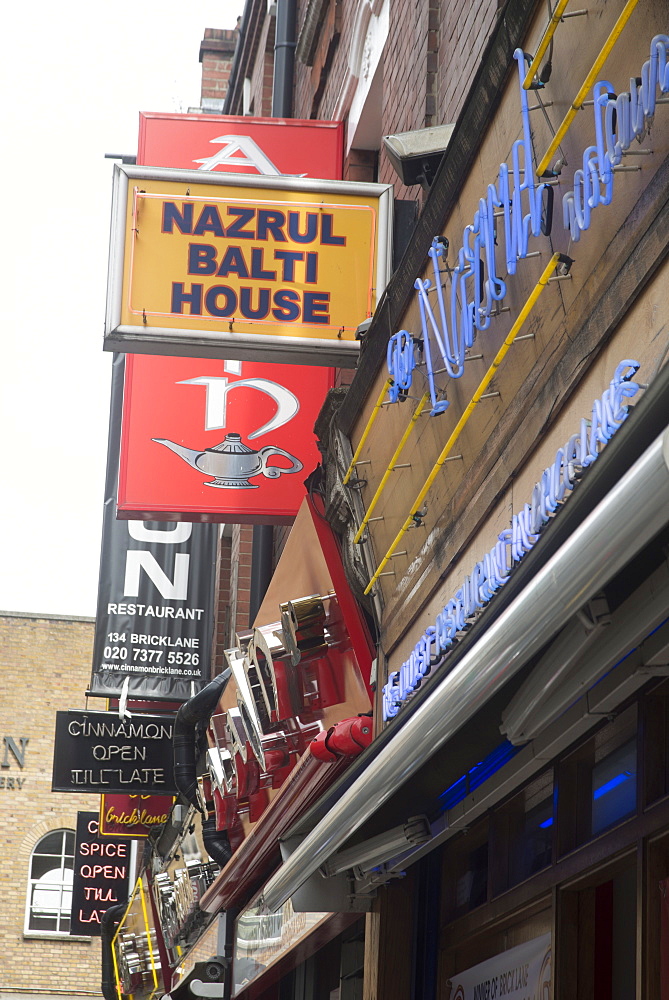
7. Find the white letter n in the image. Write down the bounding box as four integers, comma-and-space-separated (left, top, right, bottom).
124, 552, 190, 600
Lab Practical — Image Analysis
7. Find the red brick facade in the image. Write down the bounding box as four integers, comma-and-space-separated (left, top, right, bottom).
199, 27, 238, 105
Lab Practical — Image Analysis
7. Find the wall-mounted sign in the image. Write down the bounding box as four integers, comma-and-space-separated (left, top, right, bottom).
91, 355, 218, 701
104, 165, 393, 367
1, 735, 28, 789
449, 933, 551, 999
52, 710, 177, 794
385, 34, 669, 407
70, 813, 131, 935
138, 112, 344, 179
99, 793, 174, 838
117, 354, 333, 523
383, 360, 643, 721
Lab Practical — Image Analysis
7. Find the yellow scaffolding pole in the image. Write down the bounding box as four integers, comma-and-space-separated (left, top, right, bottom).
112, 880, 141, 1000
364, 252, 562, 595
522, 0, 572, 90
353, 391, 430, 544
342, 377, 394, 485
138, 878, 160, 1000
535, 0, 640, 176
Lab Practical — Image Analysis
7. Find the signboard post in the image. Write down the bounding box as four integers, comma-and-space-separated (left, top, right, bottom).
104, 166, 393, 367
70, 812, 131, 936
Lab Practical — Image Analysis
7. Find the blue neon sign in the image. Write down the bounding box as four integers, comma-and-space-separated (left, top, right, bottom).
382, 360, 642, 721
387, 34, 669, 404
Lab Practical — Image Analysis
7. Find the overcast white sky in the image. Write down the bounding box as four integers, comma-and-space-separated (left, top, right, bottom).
1, 1, 244, 618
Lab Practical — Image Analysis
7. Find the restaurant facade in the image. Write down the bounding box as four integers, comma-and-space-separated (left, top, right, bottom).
101, 0, 669, 997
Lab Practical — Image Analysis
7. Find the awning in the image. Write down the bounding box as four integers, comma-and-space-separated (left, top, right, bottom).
259, 418, 669, 912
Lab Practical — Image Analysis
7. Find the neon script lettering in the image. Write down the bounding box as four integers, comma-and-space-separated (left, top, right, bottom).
563, 34, 669, 240
388, 35, 669, 407
382, 360, 642, 721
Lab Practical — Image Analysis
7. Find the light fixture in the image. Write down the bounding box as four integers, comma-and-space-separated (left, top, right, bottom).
356, 317, 373, 340
319, 816, 431, 878
383, 124, 455, 189
500, 595, 611, 744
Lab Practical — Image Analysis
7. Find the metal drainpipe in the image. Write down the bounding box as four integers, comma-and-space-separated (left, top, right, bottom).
250, 525, 275, 625
272, 0, 297, 118
258, 424, 669, 912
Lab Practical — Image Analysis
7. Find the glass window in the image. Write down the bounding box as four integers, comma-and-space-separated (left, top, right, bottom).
444, 821, 489, 920
591, 738, 637, 836
455, 841, 488, 912
491, 770, 553, 895
25, 829, 75, 935
558, 705, 637, 855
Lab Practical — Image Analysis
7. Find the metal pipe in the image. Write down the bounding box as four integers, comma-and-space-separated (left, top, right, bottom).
364, 253, 561, 594
342, 378, 394, 485
535, 0, 640, 175
259, 425, 669, 911
250, 525, 274, 624
272, 0, 297, 117
101, 900, 128, 1000
353, 392, 430, 544
522, 0, 572, 90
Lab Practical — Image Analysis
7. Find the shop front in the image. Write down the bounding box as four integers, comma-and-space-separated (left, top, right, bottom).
103, 494, 376, 1000
252, 1, 669, 997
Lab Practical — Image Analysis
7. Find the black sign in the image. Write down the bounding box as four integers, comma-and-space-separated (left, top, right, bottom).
90, 354, 218, 702
70, 812, 130, 936
52, 710, 177, 794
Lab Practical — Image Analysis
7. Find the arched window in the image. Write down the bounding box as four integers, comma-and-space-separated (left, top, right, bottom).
25, 829, 75, 934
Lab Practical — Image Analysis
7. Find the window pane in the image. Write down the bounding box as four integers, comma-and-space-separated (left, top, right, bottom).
29, 912, 59, 932
521, 797, 553, 877
592, 739, 637, 836
34, 831, 65, 855
26, 829, 76, 935
31, 855, 64, 880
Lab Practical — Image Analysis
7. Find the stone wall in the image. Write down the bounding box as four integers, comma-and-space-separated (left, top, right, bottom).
0, 613, 102, 996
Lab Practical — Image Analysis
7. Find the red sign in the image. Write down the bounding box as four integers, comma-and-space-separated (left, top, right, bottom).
117, 355, 333, 523
99, 794, 174, 838
137, 112, 343, 180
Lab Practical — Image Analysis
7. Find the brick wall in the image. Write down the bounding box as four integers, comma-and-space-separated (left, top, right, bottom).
248, 16, 275, 117
344, 147, 377, 183
437, 0, 498, 124
290, 0, 500, 204
228, 525, 255, 638
294, 0, 356, 122
212, 534, 233, 671
199, 27, 238, 105
0, 613, 102, 995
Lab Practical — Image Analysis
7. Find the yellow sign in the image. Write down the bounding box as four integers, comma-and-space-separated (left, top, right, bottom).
105, 166, 393, 366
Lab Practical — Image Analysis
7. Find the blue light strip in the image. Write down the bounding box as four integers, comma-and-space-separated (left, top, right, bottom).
593, 770, 634, 800
439, 740, 522, 812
